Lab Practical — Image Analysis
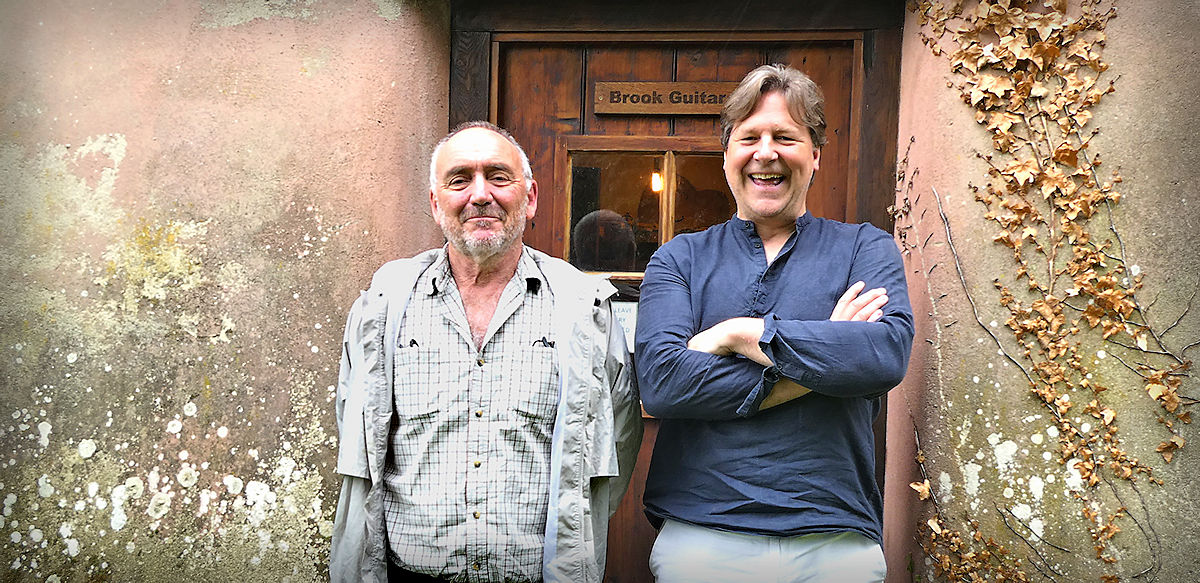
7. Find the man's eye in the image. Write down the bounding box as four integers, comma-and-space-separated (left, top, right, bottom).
447, 177, 470, 188
489, 174, 516, 185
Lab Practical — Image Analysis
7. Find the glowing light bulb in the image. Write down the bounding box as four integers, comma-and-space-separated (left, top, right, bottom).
651, 171, 664, 193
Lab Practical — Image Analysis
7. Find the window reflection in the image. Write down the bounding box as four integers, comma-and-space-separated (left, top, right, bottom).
570, 152, 661, 271
568, 150, 734, 273
674, 154, 735, 235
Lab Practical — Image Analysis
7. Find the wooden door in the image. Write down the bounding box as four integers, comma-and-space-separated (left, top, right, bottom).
489, 34, 863, 583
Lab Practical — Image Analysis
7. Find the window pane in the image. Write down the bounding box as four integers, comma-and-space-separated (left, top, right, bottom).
569, 152, 663, 272
674, 153, 735, 235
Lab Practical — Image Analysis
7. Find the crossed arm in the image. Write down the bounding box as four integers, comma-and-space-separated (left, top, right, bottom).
685, 281, 888, 409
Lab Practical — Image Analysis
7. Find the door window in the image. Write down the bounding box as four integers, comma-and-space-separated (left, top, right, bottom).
563, 138, 734, 275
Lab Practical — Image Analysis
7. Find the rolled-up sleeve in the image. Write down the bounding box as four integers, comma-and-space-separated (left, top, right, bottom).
758, 229, 914, 398
635, 246, 779, 420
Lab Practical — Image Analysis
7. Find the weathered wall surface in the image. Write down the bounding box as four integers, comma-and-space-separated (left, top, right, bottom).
0, 0, 449, 580
887, 1, 1199, 582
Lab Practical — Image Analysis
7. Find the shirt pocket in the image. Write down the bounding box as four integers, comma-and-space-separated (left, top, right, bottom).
509, 345, 559, 424
392, 347, 447, 420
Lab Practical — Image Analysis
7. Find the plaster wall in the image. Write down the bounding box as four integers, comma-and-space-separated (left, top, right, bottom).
0, 0, 449, 580
886, 1, 1200, 581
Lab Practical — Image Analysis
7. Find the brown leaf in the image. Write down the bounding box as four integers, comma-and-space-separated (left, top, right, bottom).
1030, 12, 1063, 41
1073, 109, 1094, 129
987, 111, 1022, 134
1006, 158, 1040, 185
1146, 383, 1167, 400
1156, 435, 1185, 463
910, 479, 932, 500
1040, 166, 1073, 198
971, 74, 1016, 105
999, 34, 1029, 63
1053, 142, 1079, 167
993, 231, 1020, 248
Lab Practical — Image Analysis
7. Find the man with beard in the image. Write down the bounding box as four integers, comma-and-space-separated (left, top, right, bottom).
330, 122, 642, 583
635, 65, 914, 582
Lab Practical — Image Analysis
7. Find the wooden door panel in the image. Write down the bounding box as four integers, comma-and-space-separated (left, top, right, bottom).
604, 419, 658, 583
584, 46, 675, 136
769, 44, 854, 222
498, 44, 583, 251
673, 46, 764, 137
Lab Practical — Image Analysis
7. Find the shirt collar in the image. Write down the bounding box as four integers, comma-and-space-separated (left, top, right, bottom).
425, 247, 452, 296
729, 211, 813, 236
426, 245, 544, 296
515, 247, 545, 295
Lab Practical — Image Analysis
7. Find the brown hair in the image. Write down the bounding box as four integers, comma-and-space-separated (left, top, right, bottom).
720, 64, 827, 150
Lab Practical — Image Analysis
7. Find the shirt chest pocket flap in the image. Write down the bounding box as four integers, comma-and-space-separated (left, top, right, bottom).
392, 347, 449, 419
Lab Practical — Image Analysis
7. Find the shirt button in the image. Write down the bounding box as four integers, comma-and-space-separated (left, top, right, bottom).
477, 357, 485, 366
472, 563, 481, 571
475, 410, 483, 418
754, 242, 762, 248
473, 511, 481, 519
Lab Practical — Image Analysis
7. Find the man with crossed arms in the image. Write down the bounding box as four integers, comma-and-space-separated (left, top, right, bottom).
635, 64, 914, 582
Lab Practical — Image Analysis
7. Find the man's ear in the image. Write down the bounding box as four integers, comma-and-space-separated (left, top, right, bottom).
525, 179, 538, 220
429, 188, 439, 218
808, 148, 821, 187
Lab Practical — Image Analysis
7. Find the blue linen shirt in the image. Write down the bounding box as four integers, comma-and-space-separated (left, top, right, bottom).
634, 212, 914, 542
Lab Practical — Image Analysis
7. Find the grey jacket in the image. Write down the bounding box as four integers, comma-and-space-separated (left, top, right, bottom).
329, 248, 642, 583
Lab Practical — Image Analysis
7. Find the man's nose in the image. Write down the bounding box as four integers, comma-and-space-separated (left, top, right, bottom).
753, 136, 778, 161
467, 173, 494, 205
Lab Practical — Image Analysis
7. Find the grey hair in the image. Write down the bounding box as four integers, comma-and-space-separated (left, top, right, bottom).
428, 121, 534, 191
720, 64, 827, 150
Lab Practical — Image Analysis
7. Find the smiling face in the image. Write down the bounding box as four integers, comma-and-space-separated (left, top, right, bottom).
722, 91, 821, 228
430, 127, 537, 263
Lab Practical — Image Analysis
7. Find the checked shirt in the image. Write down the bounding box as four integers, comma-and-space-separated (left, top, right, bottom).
382, 248, 558, 582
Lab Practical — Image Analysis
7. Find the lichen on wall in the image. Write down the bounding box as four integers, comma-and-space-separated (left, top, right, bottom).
0, 133, 342, 580
0, 0, 450, 580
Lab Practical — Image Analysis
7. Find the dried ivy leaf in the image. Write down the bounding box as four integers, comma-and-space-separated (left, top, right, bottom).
911, 479, 933, 500
1040, 166, 1073, 198
1156, 435, 1185, 463
1006, 158, 1040, 185
1073, 109, 1093, 128
988, 111, 1022, 134
1147, 383, 1168, 400
1053, 144, 1078, 168
971, 74, 1016, 105
1029, 41, 1061, 70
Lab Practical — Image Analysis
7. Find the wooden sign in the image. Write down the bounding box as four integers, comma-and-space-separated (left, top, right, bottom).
594, 82, 739, 115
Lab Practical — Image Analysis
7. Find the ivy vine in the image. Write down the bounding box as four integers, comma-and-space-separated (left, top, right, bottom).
895, 0, 1197, 580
